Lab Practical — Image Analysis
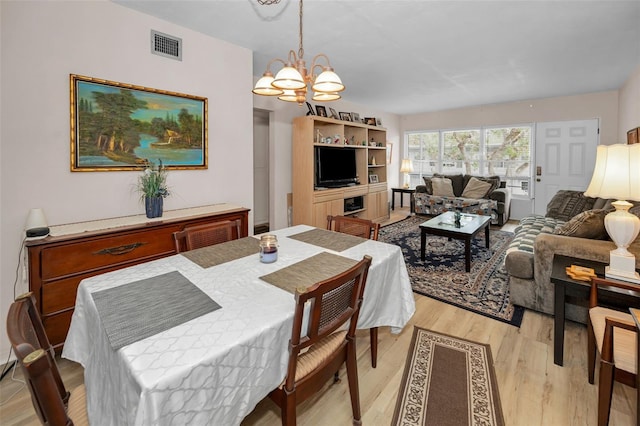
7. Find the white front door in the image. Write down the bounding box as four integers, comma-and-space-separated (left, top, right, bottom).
533, 119, 599, 215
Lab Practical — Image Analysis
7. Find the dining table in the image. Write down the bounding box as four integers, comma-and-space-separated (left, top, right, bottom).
62, 224, 416, 426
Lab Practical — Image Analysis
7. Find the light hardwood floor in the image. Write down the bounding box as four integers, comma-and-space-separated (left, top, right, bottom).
1, 208, 636, 425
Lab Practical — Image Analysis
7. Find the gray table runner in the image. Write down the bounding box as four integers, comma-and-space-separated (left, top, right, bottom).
92, 271, 221, 350
182, 237, 260, 268
259, 252, 358, 294
287, 228, 366, 252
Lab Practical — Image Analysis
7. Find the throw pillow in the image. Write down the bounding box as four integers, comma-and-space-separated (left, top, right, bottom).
431, 177, 455, 197
434, 174, 464, 197
553, 209, 610, 240
461, 177, 493, 198
422, 177, 433, 195
546, 190, 597, 221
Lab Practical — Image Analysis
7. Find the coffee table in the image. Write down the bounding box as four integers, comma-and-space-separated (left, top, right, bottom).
419, 211, 491, 272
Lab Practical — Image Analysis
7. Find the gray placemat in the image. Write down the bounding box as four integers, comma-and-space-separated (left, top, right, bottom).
182, 237, 260, 268
287, 228, 366, 252
92, 271, 221, 350
259, 252, 358, 294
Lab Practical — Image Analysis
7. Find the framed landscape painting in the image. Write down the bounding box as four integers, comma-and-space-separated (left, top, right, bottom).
70, 74, 208, 171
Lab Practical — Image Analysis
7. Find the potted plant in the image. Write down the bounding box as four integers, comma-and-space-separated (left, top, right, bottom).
137, 160, 170, 218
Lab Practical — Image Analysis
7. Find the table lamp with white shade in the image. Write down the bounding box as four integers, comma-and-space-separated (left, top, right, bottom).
584, 143, 640, 283
400, 158, 414, 189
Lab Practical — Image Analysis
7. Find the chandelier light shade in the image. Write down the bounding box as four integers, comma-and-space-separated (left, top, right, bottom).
584, 143, 640, 283
252, 71, 283, 96
252, 0, 344, 105
400, 158, 414, 188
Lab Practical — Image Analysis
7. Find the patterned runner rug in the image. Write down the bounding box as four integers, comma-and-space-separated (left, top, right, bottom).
392, 327, 505, 426
379, 216, 523, 326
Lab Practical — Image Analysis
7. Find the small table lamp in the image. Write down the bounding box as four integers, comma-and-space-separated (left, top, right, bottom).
400, 158, 414, 189
584, 143, 640, 283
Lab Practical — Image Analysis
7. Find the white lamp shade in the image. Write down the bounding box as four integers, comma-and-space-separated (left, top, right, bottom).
311, 68, 345, 93
272, 66, 306, 90
584, 144, 640, 201
312, 91, 341, 102
400, 158, 414, 173
252, 72, 283, 96
25, 208, 48, 230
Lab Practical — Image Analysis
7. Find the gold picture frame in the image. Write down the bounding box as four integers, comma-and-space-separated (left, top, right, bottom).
70, 74, 208, 171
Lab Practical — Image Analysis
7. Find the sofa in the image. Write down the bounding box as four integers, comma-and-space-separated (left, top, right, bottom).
505, 190, 640, 323
413, 173, 512, 225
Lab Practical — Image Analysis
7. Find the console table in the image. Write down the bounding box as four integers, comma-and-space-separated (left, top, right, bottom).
26, 203, 250, 351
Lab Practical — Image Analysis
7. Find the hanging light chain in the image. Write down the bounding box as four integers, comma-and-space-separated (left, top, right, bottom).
257, 0, 280, 5
298, 0, 304, 60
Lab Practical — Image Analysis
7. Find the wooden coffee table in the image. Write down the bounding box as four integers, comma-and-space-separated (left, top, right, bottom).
419, 211, 491, 272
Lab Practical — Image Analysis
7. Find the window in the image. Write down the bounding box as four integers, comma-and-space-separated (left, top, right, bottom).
405, 125, 533, 198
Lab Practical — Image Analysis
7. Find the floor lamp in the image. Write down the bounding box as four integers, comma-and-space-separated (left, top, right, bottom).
584, 143, 640, 283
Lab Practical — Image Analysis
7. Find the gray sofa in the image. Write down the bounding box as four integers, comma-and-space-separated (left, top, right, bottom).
505, 190, 640, 323
413, 174, 512, 226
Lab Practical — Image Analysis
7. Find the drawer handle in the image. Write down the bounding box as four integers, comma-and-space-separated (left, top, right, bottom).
94, 242, 145, 256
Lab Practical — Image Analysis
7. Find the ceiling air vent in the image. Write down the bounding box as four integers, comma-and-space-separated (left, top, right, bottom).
151, 30, 182, 61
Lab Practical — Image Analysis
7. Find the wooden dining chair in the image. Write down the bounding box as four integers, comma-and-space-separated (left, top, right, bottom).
269, 255, 372, 426
327, 215, 380, 241
173, 219, 241, 253
587, 276, 640, 426
6, 292, 88, 426
327, 214, 381, 368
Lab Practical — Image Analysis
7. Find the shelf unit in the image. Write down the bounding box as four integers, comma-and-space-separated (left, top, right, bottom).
292, 116, 389, 228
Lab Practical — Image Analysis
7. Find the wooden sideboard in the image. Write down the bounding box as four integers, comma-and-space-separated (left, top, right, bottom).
25, 204, 250, 351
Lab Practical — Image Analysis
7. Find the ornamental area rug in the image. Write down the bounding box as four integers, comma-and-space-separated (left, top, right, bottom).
391, 327, 505, 426
379, 216, 523, 327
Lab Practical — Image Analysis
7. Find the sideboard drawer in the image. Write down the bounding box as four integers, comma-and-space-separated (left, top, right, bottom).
41, 227, 177, 280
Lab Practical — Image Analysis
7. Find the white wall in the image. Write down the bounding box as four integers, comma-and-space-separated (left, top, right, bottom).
0, 1, 253, 359
401, 90, 619, 143
618, 64, 640, 141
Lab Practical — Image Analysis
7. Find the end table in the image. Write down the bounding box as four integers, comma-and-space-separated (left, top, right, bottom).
391, 187, 415, 212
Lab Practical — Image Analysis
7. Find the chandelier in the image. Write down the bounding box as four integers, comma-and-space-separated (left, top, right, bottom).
252, 0, 344, 105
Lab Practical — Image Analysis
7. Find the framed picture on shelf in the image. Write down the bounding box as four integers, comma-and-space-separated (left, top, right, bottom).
339, 112, 352, 121
376, 117, 382, 126
70, 74, 207, 171
365, 117, 376, 126
306, 102, 315, 116
329, 107, 339, 119
369, 174, 379, 184
316, 105, 327, 117
351, 112, 360, 123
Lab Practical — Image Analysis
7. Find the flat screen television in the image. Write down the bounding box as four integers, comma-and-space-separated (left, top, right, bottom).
315, 146, 358, 188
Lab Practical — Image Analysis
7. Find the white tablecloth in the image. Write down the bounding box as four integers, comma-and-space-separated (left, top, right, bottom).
62, 225, 415, 426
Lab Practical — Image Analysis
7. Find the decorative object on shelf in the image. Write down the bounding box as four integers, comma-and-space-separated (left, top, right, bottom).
316, 105, 327, 117
584, 143, 640, 283
251, 0, 344, 105
339, 112, 352, 121
306, 102, 315, 115
376, 118, 382, 126
138, 160, 170, 219
328, 107, 339, 119
70, 74, 207, 171
369, 174, 379, 183
25, 208, 50, 238
365, 117, 376, 126
400, 158, 414, 188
